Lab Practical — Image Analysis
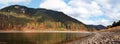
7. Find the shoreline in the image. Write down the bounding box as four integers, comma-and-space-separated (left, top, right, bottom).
0, 31, 90, 33
0, 31, 114, 33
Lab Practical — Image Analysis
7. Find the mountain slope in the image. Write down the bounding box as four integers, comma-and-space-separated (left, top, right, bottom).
0, 5, 89, 31
87, 25, 106, 30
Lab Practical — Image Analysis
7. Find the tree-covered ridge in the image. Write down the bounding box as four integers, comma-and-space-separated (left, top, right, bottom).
0, 5, 84, 24
107, 21, 120, 28
0, 5, 89, 31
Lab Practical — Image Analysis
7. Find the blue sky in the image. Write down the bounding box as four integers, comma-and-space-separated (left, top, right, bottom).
0, 0, 120, 26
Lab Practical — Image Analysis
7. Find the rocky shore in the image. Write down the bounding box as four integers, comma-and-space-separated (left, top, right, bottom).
65, 32, 120, 44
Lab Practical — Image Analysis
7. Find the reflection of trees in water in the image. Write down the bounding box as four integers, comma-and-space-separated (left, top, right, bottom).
22, 33, 67, 44
66, 33, 71, 41
65, 33, 79, 41
0, 33, 82, 44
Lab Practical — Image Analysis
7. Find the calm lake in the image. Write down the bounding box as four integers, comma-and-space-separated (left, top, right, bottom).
0, 32, 90, 44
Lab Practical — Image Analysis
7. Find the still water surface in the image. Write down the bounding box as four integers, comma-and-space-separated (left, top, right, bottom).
0, 32, 89, 44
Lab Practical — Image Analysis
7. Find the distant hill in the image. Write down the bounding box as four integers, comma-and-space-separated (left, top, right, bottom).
0, 5, 91, 31
87, 25, 106, 30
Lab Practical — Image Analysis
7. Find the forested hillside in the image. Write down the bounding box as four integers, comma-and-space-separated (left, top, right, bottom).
0, 5, 90, 31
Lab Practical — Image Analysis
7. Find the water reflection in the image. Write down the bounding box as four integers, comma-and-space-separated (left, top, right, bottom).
0, 33, 85, 44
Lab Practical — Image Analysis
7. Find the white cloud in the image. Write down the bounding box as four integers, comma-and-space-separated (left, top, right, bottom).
0, 0, 31, 9
0, 0, 31, 4
39, 0, 76, 17
95, 0, 120, 21
39, 0, 120, 26
40, 0, 68, 10
0, 4, 9, 9
87, 19, 112, 26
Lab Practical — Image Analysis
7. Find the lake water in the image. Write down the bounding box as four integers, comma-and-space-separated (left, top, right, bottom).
0, 32, 89, 44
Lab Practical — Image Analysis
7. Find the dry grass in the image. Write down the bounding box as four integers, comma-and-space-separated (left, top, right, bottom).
99, 26, 120, 33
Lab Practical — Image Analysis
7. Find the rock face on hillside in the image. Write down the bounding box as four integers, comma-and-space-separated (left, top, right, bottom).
0, 5, 90, 31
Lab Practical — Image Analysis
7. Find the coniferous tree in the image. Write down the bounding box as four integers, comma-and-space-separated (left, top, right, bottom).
109, 20, 120, 28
